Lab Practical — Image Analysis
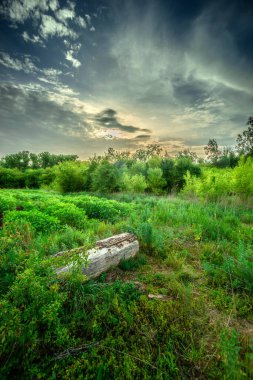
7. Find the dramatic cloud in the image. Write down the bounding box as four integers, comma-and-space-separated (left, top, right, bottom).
40, 15, 77, 39
56, 8, 75, 24
65, 50, 81, 68
93, 108, 151, 136
0, 82, 151, 157
0, 0, 252, 157
76, 16, 87, 28
0, 52, 38, 73
0, 0, 49, 23
22, 31, 45, 47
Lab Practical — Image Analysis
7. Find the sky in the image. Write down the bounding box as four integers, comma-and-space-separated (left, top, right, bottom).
0, 0, 252, 159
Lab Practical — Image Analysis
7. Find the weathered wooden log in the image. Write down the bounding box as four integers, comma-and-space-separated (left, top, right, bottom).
54, 233, 139, 279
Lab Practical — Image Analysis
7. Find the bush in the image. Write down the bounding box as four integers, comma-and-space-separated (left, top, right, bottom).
42, 202, 87, 229
0, 168, 25, 188
182, 167, 233, 200
66, 195, 131, 222
161, 158, 175, 192
24, 169, 44, 188
4, 210, 61, 233
53, 162, 88, 193
233, 157, 253, 196
174, 158, 201, 191
91, 161, 120, 193
147, 168, 166, 194
0, 193, 17, 213
122, 173, 147, 193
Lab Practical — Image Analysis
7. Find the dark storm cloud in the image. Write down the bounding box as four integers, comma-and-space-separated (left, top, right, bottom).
0, 82, 151, 157
172, 76, 209, 108
93, 108, 151, 134
135, 134, 151, 140
0, 0, 253, 156
0, 82, 90, 155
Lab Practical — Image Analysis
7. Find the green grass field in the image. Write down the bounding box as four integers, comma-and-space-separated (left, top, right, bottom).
0, 189, 252, 379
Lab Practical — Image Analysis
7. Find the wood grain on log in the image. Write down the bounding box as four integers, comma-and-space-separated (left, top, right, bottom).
54, 233, 139, 279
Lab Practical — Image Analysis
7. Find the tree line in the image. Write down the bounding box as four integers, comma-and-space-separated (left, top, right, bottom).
0, 116, 252, 193
0, 151, 78, 170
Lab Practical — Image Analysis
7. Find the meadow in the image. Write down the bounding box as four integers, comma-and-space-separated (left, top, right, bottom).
0, 187, 252, 379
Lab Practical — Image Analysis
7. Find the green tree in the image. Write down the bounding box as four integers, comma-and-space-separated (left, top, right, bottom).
176, 149, 199, 163
233, 156, 253, 196
91, 161, 119, 193
147, 168, 166, 194
1, 151, 30, 170
236, 117, 253, 157
204, 139, 221, 163
122, 173, 147, 193
133, 144, 162, 161
53, 162, 87, 193
129, 161, 147, 176
30, 153, 40, 169
175, 158, 201, 191
161, 158, 175, 192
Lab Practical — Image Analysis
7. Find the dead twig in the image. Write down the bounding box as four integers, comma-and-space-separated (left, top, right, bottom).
53, 340, 104, 360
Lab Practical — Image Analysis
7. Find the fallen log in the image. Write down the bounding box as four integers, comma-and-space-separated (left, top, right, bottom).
54, 233, 139, 279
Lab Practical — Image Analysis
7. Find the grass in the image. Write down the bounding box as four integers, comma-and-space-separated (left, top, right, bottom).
0, 189, 252, 379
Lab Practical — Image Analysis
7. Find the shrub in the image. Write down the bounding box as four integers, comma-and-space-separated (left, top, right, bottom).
122, 173, 147, 193
161, 158, 175, 192
24, 169, 44, 188
233, 157, 253, 196
91, 161, 120, 193
181, 167, 233, 200
175, 158, 201, 191
0, 168, 25, 188
66, 195, 131, 222
147, 168, 166, 194
0, 193, 17, 213
42, 202, 87, 229
53, 162, 88, 193
4, 210, 61, 233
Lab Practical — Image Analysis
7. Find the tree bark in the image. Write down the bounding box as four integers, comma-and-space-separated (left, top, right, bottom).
54, 233, 139, 279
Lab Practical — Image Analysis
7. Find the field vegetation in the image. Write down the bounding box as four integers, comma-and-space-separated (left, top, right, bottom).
0, 117, 253, 379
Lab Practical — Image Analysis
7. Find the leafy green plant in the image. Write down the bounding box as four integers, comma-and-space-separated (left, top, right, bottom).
52, 162, 88, 194
147, 167, 166, 194
121, 173, 147, 193
4, 210, 61, 233
67, 194, 132, 222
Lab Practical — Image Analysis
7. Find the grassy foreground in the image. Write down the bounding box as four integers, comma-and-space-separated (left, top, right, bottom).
0, 189, 253, 379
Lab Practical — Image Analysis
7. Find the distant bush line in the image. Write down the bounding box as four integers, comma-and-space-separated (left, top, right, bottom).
1, 114, 253, 198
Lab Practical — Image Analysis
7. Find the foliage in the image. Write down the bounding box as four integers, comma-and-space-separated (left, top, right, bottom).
236, 116, 253, 157
182, 158, 253, 200
66, 194, 132, 222
42, 202, 87, 229
176, 149, 199, 163
0, 151, 78, 170
174, 158, 201, 190
91, 161, 120, 193
119, 254, 147, 271
147, 167, 166, 194
53, 162, 88, 194
233, 156, 253, 196
204, 139, 239, 168
122, 173, 147, 193
204, 139, 221, 161
4, 210, 61, 233
0, 167, 25, 188
0, 189, 253, 379
182, 167, 233, 200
